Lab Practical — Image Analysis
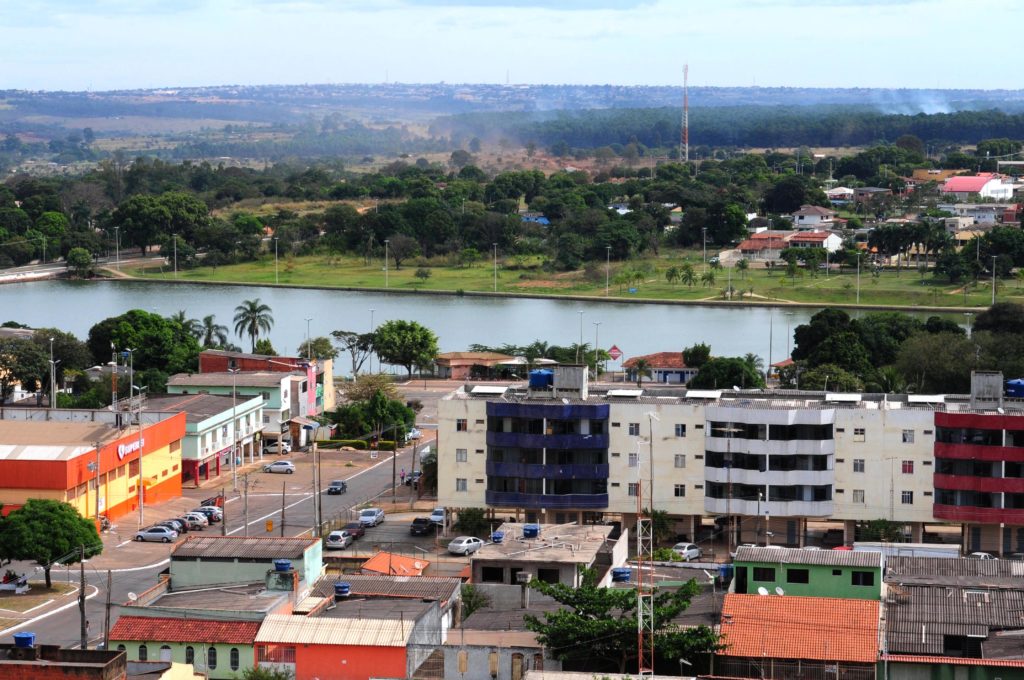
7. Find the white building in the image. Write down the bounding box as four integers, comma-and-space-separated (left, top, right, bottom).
941, 174, 1014, 201
790, 204, 836, 230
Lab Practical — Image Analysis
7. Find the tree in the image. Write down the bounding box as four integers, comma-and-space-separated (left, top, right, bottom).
860, 519, 904, 542
414, 267, 432, 284
198, 315, 229, 348
524, 566, 718, 673
682, 343, 711, 369
110, 194, 169, 254
233, 298, 274, 352
386, 234, 418, 270
679, 262, 697, 287
895, 331, 976, 394
65, 247, 93, 278
461, 584, 492, 620
342, 373, 400, 403
688, 357, 766, 389
0, 337, 48, 402
797, 363, 864, 392
632, 358, 652, 388
454, 507, 490, 536
297, 336, 339, 361
331, 330, 375, 375
237, 667, 294, 680
254, 338, 277, 356
0, 499, 101, 587
700, 270, 716, 287
736, 258, 749, 279
86, 310, 201, 378
372, 320, 439, 377
974, 302, 1024, 335
332, 389, 414, 440
32, 328, 91, 387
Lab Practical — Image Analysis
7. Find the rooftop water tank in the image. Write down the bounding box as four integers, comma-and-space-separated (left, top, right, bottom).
334, 582, 351, 599
491, 531, 505, 544
523, 524, 540, 539
611, 567, 631, 583
13, 632, 35, 649
529, 369, 554, 389
273, 559, 292, 572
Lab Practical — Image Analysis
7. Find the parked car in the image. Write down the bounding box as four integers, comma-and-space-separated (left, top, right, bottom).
172, 517, 197, 532
407, 428, 423, 441
265, 440, 292, 455
429, 508, 446, 526
326, 480, 348, 495
410, 517, 433, 536
180, 516, 205, 531
343, 522, 365, 540
404, 470, 422, 486
968, 551, 997, 560
159, 519, 187, 534
135, 526, 178, 543
672, 542, 702, 561
359, 507, 385, 527
263, 460, 295, 474
193, 506, 222, 522
448, 536, 485, 555
184, 512, 209, 527
325, 530, 353, 550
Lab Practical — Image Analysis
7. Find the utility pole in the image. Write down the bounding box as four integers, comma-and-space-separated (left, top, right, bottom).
243, 473, 250, 537
280, 481, 286, 537
103, 570, 112, 651
220, 488, 227, 536
78, 545, 87, 649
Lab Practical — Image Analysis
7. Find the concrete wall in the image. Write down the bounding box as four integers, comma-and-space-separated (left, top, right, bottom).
444, 645, 561, 680
469, 583, 558, 610
111, 640, 252, 680
170, 552, 320, 590
406, 602, 444, 677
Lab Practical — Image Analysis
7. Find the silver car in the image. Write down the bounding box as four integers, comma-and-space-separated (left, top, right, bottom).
325, 530, 353, 550
134, 526, 178, 543
263, 460, 295, 474
448, 536, 484, 555
359, 507, 385, 526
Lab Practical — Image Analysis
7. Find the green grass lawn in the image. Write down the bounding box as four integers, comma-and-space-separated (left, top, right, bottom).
125, 252, 1023, 310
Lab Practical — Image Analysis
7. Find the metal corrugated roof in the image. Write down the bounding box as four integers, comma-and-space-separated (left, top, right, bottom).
255, 614, 414, 646
735, 546, 883, 568
886, 556, 1024, 587
310, 574, 461, 601
171, 535, 319, 560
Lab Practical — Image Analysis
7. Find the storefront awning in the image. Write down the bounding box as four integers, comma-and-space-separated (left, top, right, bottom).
289, 416, 318, 427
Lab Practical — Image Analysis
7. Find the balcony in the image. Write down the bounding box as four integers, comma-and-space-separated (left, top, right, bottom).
705, 466, 833, 487
486, 431, 609, 450
934, 473, 1024, 494
485, 490, 609, 509
486, 461, 609, 479
933, 503, 1024, 524
487, 402, 609, 420
704, 497, 833, 518
935, 442, 1024, 463
704, 438, 835, 457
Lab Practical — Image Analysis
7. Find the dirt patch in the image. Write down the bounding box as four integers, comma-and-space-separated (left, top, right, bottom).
510, 279, 575, 289
0, 582, 75, 613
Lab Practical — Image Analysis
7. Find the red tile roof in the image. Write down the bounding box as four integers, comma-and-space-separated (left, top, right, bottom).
720, 594, 879, 663
790, 231, 832, 242
884, 655, 1024, 668
362, 551, 429, 576
109, 616, 261, 645
792, 205, 836, 217
622, 352, 688, 369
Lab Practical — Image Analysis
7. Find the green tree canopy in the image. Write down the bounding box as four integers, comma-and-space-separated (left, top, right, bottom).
0, 499, 102, 587
0, 337, 48, 402
297, 336, 339, 361
688, 357, 766, 389
372, 320, 439, 377
86, 309, 201, 378
682, 343, 711, 369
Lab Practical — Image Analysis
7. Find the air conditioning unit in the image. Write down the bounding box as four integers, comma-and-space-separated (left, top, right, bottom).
515, 572, 533, 584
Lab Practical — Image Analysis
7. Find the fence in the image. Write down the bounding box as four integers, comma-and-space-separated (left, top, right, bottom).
714, 656, 875, 680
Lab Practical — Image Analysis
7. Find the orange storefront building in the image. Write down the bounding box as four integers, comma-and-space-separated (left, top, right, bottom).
0, 410, 187, 522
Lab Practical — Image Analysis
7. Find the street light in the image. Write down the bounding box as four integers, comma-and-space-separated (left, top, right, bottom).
492, 242, 498, 293
48, 337, 60, 408
856, 251, 862, 304
273, 237, 279, 285
228, 368, 240, 492
605, 245, 611, 297
384, 239, 390, 288
592, 322, 602, 380
172, 234, 178, 279
702, 227, 707, 271
576, 310, 584, 364
369, 309, 375, 374
964, 312, 974, 337
114, 227, 120, 271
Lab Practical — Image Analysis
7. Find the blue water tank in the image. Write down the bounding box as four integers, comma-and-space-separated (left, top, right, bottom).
273, 559, 292, 572
491, 531, 505, 544
13, 632, 35, 648
523, 524, 540, 539
718, 564, 734, 582
529, 370, 554, 389
611, 567, 631, 583
334, 582, 351, 598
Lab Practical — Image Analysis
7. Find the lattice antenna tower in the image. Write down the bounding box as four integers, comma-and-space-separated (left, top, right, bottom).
636, 413, 659, 676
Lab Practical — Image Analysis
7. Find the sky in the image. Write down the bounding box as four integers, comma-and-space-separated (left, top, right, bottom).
2, 0, 1019, 92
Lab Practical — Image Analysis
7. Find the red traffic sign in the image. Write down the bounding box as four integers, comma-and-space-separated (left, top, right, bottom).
608, 345, 622, 360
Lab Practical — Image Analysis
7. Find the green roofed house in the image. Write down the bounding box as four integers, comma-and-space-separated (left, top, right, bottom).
733, 546, 883, 600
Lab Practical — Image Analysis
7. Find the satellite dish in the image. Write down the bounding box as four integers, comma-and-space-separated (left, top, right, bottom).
757, 587, 769, 596
413, 561, 424, 570
127, 592, 138, 602
775, 587, 785, 596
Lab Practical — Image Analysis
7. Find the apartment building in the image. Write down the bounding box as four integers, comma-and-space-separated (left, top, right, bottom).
437, 368, 1023, 554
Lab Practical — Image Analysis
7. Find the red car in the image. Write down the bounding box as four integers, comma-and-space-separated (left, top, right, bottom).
343, 522, 365, 540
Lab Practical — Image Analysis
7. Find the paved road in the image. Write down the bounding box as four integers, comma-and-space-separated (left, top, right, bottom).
1, 436, 436, 649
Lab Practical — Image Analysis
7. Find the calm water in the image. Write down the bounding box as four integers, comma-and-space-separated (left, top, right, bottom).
0, 280, 953, 373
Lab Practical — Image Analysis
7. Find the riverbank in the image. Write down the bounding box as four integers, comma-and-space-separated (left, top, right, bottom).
114, 255, 1007, 314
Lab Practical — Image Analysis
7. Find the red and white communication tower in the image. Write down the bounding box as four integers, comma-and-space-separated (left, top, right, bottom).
636, 414, 658, 676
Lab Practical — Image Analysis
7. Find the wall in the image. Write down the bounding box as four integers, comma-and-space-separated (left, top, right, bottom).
735, 561, 881, 600
443, 645, 560, 680
886, 660, 1024, 680
406, 602, 443, 675
112, 640, 252, 680
293, 644, 405, 680
469, 583, 558, 610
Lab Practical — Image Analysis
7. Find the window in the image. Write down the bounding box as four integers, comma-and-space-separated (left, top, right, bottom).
628, 423, 640, 436
263, 414, 270, 424
675, 424, 686, 437
674, 484, 686, 497
230, 648, 240, 671
852, 490, 865, 504
627, 482, 639, 497
116, 645, 126, 653
456, 478, 467, 492
674, 454, 686, 468
786, 569, 809, 584
902, 429, 915, 444
832, 569, 842, 576
128, 460, 139, 477
853, 459, 865, 473
852, 571, 875, 586
456, 449, 468, 462
456, 419, 467, 432
853, 428, 866, 442
753, 567, 775, 581
902, 491, 914, 505
628, 452, 639, 468
902, 460, 914, 474
138, 645, 148, 661
207, 647, 217, 670
185, 646, 194, 664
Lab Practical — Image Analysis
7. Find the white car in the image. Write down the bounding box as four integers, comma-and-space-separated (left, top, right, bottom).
407, 428, 423, 441
429, 508, 446, 526
359, 507, 385, 527
325, 530, 353, 550
183, 512, 209, 527
263, 460, 295, 474
968, 551, 997, 560
672, 542, 702, 561
448, 536, 485, 555
265, 441, 292, 455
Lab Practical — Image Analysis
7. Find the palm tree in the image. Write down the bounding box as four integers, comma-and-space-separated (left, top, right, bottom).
199, 314, 229, 349
680, 262, 697, 287
233, 298, 274, 352
743, 353, 764, 374
867, 365, 910, 394
736, 258, 749, 279
665, 266, 681, 286
632, 358, 652, 388
701, 270, 716, 287
169, 310, 202, 339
